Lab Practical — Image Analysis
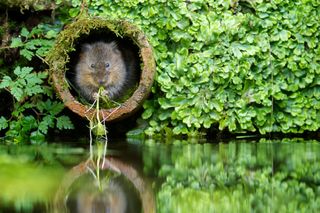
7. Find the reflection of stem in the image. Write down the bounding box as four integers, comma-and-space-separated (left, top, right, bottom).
86, 164, 97, 179
102, 140, 107, 168
89, 120, 93, 160
54, 157, 156, 213
96, 155, 101, 190
101, 157, 156, 213
85, 88, 123, 189
100, 110, 108, 168
95, 88, 102, 189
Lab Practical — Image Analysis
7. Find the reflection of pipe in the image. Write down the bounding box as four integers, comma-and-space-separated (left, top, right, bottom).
75, 176, 127, 213
101, 157, 156, 213
54, 157, 155, 213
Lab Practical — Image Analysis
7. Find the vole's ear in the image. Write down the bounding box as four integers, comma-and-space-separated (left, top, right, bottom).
109, 41, 121, 54
81, 43, 92, 52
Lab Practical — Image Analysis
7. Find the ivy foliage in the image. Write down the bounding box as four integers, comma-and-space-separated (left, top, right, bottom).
141, 139, 320, 212
86, 0, 320, 136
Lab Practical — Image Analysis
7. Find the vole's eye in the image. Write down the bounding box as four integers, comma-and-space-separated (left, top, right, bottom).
90, 64, 95, 68
105, 63, 110, 68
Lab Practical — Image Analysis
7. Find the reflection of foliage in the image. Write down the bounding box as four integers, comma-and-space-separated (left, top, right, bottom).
143, 139, 320, 212
0, 144, 86, 212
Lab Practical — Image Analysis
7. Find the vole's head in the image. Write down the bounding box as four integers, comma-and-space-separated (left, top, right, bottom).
80, 41, 126, 88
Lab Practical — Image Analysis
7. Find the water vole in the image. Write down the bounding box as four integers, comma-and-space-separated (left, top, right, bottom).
75, 41, 137, 103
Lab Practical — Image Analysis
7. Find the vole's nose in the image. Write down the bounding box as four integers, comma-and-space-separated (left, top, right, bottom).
98, 79, 105, 85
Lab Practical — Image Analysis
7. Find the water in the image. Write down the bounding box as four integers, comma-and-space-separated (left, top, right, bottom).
0, 138, 319, 212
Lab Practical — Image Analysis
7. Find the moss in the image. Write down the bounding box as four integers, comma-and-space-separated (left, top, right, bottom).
99, 83, 139, 109
46, 16, 142, 92
47, 16, 141, 73
0, 0, 54, 10
46, 15, 155, 121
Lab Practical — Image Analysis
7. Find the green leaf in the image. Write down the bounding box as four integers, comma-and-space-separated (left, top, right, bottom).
20, 27, 30, 38
14, 66, 33, 78
37, 100, 64, 115
10, 37, 23, 48
25, 85, 44, 96
11, 87, 24, 101
0, 76, 12, 88
20, 115, 37, 133
50, 102, 65, 115
45, 30, 58, 39
30, 131, 45, 144
20, 49, 34, 60
142, 108, 153, 119
231, 45, 242, 59
56, 115, 74, 130
38, 115, 54, 134
69, 8, 80, 17
0, 116, 8, 130
279, 30, 291, 41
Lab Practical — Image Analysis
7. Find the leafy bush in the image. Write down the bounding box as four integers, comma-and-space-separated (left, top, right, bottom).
10, 25, 58, 61
0, 66, 73, 143
1, 0, 320, 140
0, 20, 73, 143
88, 0, 320, 136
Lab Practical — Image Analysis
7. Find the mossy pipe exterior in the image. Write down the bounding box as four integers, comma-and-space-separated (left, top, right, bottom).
46, 17, 156, 122
0, 0, 56, 10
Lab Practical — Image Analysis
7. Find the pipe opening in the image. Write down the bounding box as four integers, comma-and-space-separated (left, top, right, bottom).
46, 18, 156, 122
66, 30, 142, 108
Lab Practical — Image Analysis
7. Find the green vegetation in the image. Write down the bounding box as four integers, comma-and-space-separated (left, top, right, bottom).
92, 0, 319, 136
0, 0, 54, 11
1, 0, 320, 142
0, 6, 73, 143
0, 137, 319, 212
141, 139, 320, 212
10, 25, 58, 61
0, 66, 73, 143
0, 144, 86, 212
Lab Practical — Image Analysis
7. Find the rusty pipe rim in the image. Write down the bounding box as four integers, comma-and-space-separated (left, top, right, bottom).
47, 17, 156, 122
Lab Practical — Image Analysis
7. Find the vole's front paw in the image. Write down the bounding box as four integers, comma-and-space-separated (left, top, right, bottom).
93, 92, 99, 100
101, 90, 109, 97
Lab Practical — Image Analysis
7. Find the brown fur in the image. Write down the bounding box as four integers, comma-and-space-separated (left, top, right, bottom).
75, 41, 133, 102
75, 179, 127, 213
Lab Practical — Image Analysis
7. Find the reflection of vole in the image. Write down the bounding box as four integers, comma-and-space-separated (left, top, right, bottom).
74, 176, 142, 213
76, 179, 127, 213
75, 41, 137, 103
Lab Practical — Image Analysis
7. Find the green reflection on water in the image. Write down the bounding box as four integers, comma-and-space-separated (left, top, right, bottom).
0, 161, 63, 210
0, 139, 319, 213
140, 139, 320, 213
0, 144, 86, 212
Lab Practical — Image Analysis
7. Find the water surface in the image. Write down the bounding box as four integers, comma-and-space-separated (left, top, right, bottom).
0, 138, 319, 212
